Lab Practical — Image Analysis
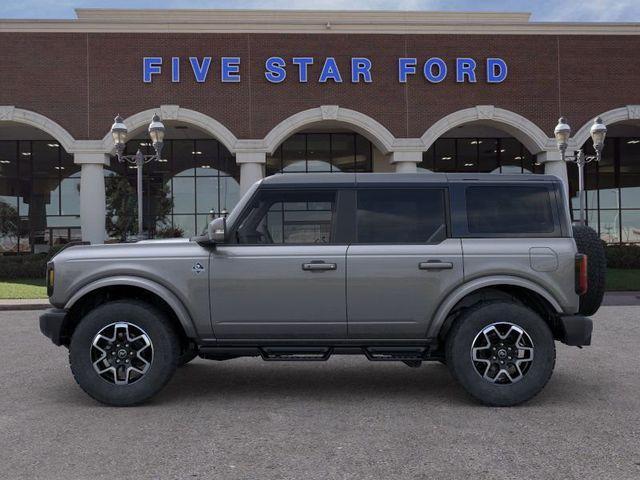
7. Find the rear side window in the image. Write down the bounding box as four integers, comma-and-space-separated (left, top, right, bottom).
465, 186, 555, 234
356, 188, 447, 243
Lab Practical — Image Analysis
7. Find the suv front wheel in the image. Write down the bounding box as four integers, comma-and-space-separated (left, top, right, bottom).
445, 301, 556, 407
69, 300, 180, 406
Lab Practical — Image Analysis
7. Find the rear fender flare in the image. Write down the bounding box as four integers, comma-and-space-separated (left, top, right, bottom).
427, 275, 563, 338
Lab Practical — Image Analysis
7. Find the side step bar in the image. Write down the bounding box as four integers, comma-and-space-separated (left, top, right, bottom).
199, 345, 433, 362
363, 347, 429, 361
260, 347, 333, 361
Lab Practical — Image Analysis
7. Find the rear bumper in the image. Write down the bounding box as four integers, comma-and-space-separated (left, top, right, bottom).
39, 308, 68, 346
558, 315, 593, 346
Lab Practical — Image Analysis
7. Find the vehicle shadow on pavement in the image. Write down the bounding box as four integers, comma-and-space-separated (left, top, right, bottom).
152, 359, 572, 408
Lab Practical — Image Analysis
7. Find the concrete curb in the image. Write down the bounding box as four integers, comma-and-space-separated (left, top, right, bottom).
0, 300, 51, 311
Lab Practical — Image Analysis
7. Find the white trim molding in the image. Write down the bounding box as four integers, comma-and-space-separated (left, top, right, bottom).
0, 106, 76, 153
571, 105, 640, 149
2, 10, 640, 35
263, 106, 396, 155
421, 105, 553, 154
100, 105, 239, 154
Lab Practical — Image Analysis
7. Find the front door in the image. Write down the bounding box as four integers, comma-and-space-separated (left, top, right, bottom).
210, 188, 347, 339
346, 187, 463, 339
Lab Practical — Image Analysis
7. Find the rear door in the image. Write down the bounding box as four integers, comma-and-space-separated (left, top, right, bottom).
346, 187, 463, 339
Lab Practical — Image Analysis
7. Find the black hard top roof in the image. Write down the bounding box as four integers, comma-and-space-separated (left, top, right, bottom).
260, 172, 562, 188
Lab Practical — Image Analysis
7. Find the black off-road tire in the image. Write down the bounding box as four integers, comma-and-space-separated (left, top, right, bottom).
69, 300, 180, 406
445, 301, 556, 407
572, 224, 606, 316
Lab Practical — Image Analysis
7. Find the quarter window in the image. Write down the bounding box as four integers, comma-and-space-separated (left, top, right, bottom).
236, 190, 336, 244
465, 186, 555, 234
356, 189, 447, 243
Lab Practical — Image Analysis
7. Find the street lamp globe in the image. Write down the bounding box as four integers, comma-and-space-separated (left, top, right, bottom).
554, 117, 571, 155
148, 113, 166, 156
590, 116, 607, 155
110, 115, 128, 154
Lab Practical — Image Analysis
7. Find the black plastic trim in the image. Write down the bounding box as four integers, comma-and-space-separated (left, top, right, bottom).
39, 308, 68, 346
558, 314, 593, 346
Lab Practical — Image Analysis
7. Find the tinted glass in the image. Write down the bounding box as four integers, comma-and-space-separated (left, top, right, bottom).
466, 186, 555, 234
356, 189, 447, 243
236, 190, 335, 244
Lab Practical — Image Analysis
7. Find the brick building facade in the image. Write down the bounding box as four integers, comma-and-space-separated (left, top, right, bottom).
1, 9, 640, 249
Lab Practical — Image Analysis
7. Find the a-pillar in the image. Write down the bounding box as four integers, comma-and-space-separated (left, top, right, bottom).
237, 151, 266, 195
75, 152, 110, 244
537, 150, 570, 211
390, 151, 422, 173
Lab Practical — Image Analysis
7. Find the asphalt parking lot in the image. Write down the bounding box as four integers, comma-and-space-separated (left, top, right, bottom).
1, 308, 639, 480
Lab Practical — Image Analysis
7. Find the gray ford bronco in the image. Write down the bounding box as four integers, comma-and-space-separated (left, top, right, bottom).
39, 173, 605, 407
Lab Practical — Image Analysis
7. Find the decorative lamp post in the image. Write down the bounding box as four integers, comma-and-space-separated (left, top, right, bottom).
110, 114, 166, 238
554, 116, 607, 225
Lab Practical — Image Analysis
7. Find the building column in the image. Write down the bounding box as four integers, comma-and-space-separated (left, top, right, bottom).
390, 151, 422, 173
75, 152, 110, 244
237, 151, 266, 195
537, 150, 570, 211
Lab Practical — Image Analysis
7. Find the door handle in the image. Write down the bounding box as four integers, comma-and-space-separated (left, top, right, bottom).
419, 261, 454, 270
302, 261, 337, 272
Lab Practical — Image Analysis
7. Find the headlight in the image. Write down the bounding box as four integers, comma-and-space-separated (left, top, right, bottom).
46, 263, 54, 297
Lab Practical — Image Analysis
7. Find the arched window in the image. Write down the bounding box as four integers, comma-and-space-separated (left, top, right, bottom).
109, 138, 240, 238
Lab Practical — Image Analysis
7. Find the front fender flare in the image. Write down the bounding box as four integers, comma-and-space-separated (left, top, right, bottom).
64, 275, 197, 338
426, 275, 564, 339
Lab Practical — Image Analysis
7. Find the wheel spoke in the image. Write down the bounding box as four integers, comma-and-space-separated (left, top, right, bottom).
471, 322, 535, 385
91, 321, 154, 386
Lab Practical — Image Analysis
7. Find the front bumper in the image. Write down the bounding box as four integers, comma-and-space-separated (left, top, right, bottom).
558, 315, 593, 346
39, 308, 68, 346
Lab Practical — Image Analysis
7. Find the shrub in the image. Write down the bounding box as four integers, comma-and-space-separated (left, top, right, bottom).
155, 226, 185, 239
0, 244, 69, 280
605, 244, 640, 269
0, 253, 48, 280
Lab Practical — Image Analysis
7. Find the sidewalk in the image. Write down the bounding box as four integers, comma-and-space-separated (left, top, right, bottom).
1, 292, 640, 311
602, 291, 640, 306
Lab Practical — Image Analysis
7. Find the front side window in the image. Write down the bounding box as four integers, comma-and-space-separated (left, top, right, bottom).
466, 185, 555, 235
356, 189, 447, 243
235, 190, 335, 244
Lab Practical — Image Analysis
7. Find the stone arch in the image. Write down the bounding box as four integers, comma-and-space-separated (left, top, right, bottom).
572, 105, 640, 148
420, 105, 553, 154
263, 106, 396, 155
100, 105, 239, 154
0, 106, 76, 152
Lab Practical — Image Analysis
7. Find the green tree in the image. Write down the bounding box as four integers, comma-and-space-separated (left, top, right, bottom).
105, 175, 173, 241
0, 200, 21, 249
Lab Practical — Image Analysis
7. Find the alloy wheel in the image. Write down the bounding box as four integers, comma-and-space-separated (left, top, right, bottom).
90, 322, 154, 385
470, 322, 534, 384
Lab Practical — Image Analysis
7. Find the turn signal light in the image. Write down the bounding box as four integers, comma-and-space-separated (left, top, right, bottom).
46, 263, 54, 297
575, 254, 588, 295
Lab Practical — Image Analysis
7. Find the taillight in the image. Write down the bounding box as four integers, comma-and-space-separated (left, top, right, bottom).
575, 254, 588, 295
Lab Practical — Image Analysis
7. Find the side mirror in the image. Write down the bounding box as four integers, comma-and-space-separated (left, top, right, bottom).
208, 217, 226, 243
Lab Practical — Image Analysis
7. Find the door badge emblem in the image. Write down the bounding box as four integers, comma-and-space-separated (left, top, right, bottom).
192, 262, 205, 275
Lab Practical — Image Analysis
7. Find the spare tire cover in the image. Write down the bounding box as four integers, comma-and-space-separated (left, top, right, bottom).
572, 224, 606, 316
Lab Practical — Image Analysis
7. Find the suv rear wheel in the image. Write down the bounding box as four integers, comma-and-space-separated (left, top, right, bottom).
69, 300, 180, 406
445, 301, 555, 407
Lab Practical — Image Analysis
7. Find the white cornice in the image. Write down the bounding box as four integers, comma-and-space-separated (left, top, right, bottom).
0, 9, 638, 35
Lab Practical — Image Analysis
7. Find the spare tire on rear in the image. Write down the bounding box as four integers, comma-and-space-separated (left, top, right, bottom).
572, 224, 606, 316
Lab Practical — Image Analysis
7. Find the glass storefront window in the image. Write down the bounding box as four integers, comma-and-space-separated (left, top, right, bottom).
0, 140, 80, 252
567, 136, 640, 244
107, 138, 240, 240
420, 136, 533, 174
266, 132, 372, 174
